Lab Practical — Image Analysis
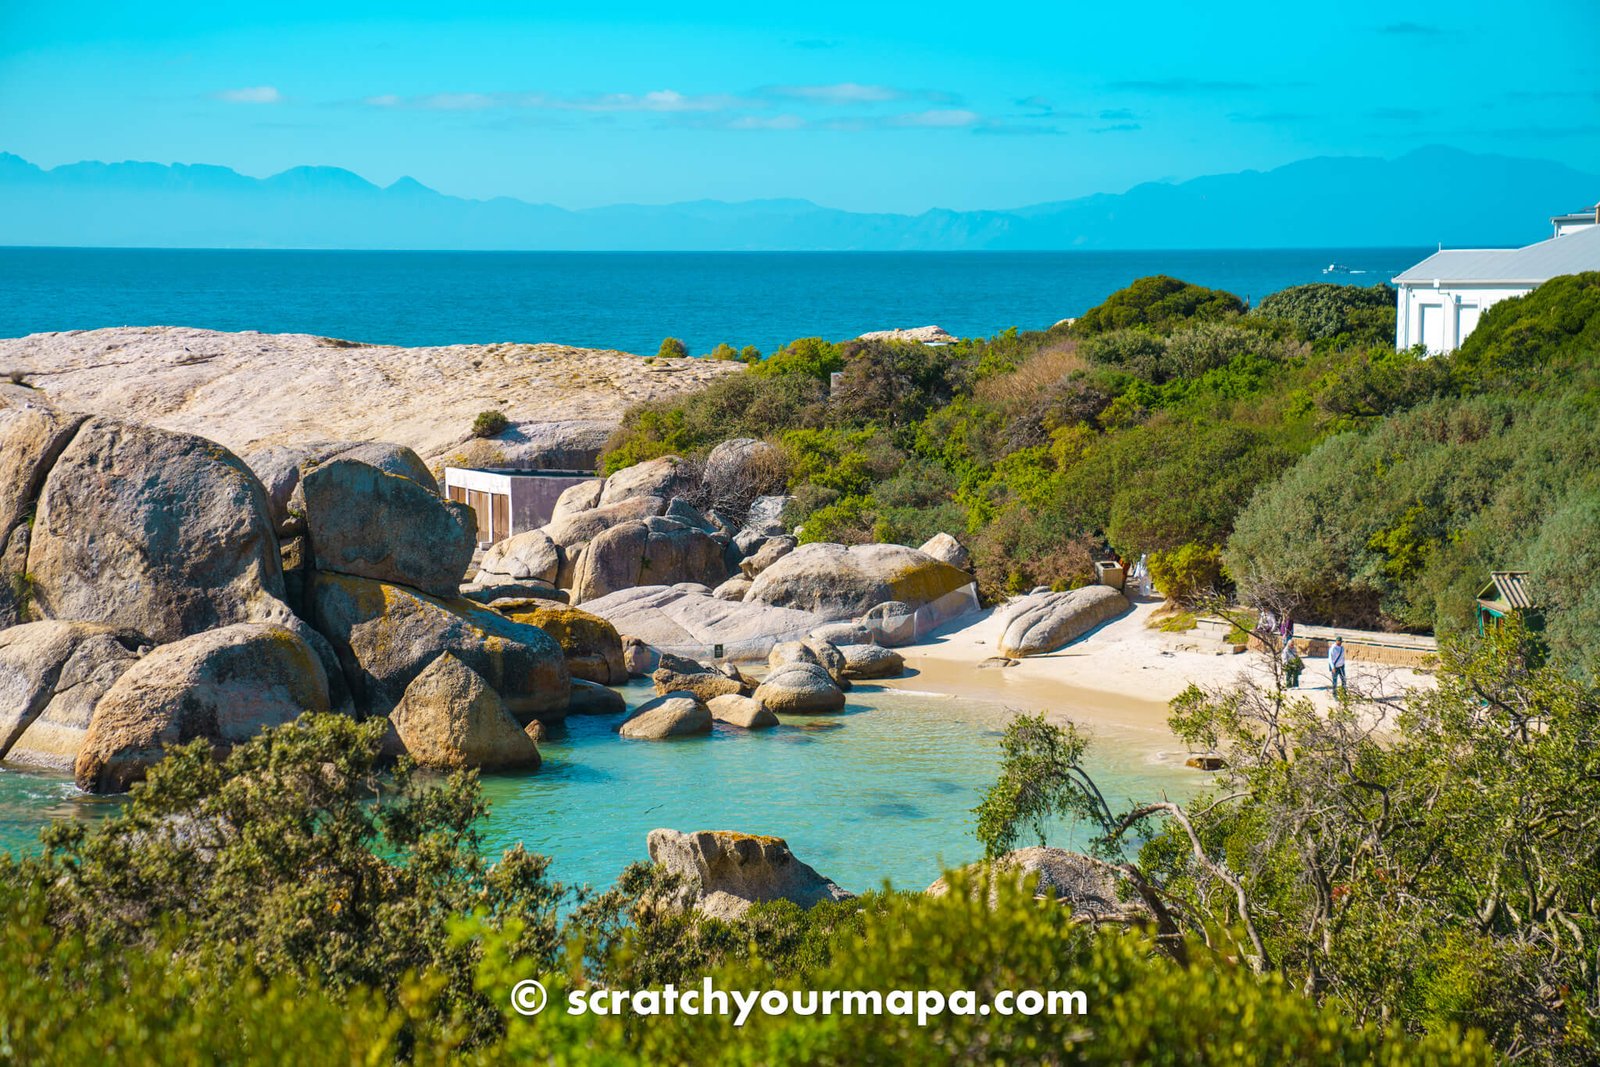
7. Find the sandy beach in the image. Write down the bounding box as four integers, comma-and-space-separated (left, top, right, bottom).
871, 597, 1437, 741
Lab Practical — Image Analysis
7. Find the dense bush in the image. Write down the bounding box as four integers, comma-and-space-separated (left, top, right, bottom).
1251, 282, 1396, 344
1452, 271, 1600, 387
1072, 274, 1246, 335
471, 409, 509, 438
655, 337, 689, 359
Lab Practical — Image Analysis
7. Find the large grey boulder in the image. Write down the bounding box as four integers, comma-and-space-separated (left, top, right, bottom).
996, 586, 1131, 658
388, 652, 541, 772
570, 519, 727, 604
549, 478, 604, 522
309, 571, 569, 721
707, 693, 777, 729
647, 828, 853, 919
918, 532, 972, 571
568, 678, 627, 716
74, 622, 336, 793
580, 584, 824, 663
618, 692, 712, 739
713, 576, 752, 602
926, 846, 1150, 921
300, 455, 476, 598
476, 528, 560, 586
599, 455, 689, 507
745, 542, 974, 623
838, 643, 905, 679
651, 664, 743, 702
245, 440, 439, 537
0, 621, 145, 770
0, 397, 87, 627
754, 662, 846, 714
26, 418, 295, 644
733, 495, 789, 556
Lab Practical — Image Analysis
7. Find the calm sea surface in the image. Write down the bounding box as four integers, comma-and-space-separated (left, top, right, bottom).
0, 247, 1423, 353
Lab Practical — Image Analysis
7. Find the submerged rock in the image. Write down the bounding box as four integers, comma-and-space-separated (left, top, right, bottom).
618, 692, 712, 739
646, 828, 853, 919
568, 678, 627, 716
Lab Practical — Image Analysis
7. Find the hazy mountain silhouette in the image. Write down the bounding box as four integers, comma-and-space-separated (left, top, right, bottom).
1, 146, 1593, 250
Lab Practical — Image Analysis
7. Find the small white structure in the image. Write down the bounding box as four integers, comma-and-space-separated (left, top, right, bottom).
442, 467, 595, 546
1394, 202, 1600, 354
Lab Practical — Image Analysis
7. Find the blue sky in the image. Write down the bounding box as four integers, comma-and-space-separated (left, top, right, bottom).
1, 0, 1596, 212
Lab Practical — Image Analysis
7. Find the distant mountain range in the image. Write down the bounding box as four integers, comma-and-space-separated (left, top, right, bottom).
1, 146, 1594, 251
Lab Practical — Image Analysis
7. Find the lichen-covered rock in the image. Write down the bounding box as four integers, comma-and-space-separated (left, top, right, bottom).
568, 678, 626, 716
651, 666, 743, 702
300, 455, 476, 598
707, 693, 777, 729
996, 586, 1131, 658
599, 455, 689, 506
926, 846, 1150, 921
245, 440, 439, 537
754, 662, 845, 714
498, 603, 627, 685
739, 535, 797, 578
27, 418, 294, 643
388, 652, 540, 772
838, 643, 905, 679
745, 542, 974, 623
646, 828, 853, 919
309, 571, 569, 721
918, 532, 972, 571
618, 692, 711, 739
0, 396, 86, 627
476, 528, 560, 586
463, 582, 567, 605
74, 622, 335, 793
0, 621, 145, 770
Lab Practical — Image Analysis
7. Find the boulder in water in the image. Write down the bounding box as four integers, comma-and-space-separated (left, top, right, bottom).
388, 652, 541, 772
618, 692, 711, 740
646, 828, 853, 919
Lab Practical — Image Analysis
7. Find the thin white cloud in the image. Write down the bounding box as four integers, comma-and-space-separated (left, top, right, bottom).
364, 89, 751, 113
766, 83, 904, 104
216, 86, 282, 104
892, 108, 980, 128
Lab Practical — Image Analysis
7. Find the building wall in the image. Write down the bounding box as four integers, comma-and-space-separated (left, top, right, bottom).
442, 467, 595, 545
1395, 282, 1532, 354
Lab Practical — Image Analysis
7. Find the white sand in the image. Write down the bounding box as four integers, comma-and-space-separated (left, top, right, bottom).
873, 596, 1434, 740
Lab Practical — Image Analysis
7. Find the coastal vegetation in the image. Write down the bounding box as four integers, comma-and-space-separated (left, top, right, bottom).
603, 272, 1600, 669
471, 409, 509, 438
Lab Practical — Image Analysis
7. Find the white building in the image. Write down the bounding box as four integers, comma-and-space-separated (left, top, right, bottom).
442, 466, 595, 546
1394, 202, 1600, 354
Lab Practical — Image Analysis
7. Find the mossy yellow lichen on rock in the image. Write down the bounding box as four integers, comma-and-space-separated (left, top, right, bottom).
500, 603, 627, 685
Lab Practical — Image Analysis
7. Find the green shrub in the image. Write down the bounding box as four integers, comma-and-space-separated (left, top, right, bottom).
1251, 282, 1396, 344
1452, 271, 1600, 387
1074, 275, 1246, 335
471, 409, 509, 438
707, 342, 740, 360
655, 337, 689, 359
1148, 543, 1226, 602
752, 336, 843, 380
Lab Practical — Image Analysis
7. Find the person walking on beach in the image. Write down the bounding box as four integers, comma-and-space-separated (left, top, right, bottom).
1328, 636, 1347, 695
1282, 640, 1303, 689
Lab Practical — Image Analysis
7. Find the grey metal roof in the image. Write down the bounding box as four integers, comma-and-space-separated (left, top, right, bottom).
1394, 223, 1600, 284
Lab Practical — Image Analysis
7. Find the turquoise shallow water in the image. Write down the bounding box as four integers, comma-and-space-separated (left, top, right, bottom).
0, 680, 1204, 894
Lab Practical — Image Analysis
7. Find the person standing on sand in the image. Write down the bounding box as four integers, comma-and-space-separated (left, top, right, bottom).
1328, 636, 1347, 695
1282, 640, 1303, 688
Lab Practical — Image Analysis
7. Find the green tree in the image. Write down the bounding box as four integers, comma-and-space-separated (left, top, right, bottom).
1074, 275, 1246, 335
655, 337, 689, 359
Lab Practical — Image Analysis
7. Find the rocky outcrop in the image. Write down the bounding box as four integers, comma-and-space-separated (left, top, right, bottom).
550, 479, 604, 522
855, 326, 958, 344
497, 603, 627, 685
388, 653, 541, 772
571, 518, 727, 604
300, 455, 476, 598
838, 643, 905, 679
651, 659, 744, 702
926, 847, 1150, 921
862, 601, 917, 647
996, 586, 1131, 658
475, 528, 561, 587
618, 692, 712, 740
808, 622, 874, 647
733, 495, 789, 556
580, 584, 824, 663
0, 621, 145, 770
745, 542, 974, 623
0, 326, 745, 469
26, 418, 295, 643
245, 440, 439, 537
918, 532, 972, 571
622, 635, 656, 676
713, 576, 752, 601
754, 662, 846, 714
707, 693, 777, 729
309, 572, 569, 721
568, 678, 626, 716
599, 455, 689, 507
0, 395, 87, 627
74, 622, 335, 793
767, 640, 822, 671
739, 535, 797, 578
647, 828, 853, 919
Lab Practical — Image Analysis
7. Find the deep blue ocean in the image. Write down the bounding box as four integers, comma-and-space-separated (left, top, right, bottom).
0, 247, 1424, 353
